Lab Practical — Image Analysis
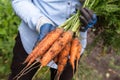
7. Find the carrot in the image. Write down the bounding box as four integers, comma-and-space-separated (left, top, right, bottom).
53, 55, 59, 64
55, 58, 68, 80
58, 42, 71, 59
54, 42, 71, 80
24, 28, 64, 66
40, 31, 73, 67
75, 41, 82, 72
69, 37, 81, 73
76, 41, 82, 61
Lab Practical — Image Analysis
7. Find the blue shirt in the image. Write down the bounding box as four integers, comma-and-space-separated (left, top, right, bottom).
12, 0, 87, 68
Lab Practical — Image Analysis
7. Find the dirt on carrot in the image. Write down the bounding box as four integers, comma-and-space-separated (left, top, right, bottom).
24, 28, 64, 66
54, 42, 71, 80
70, 37, 81, 72
40, 31, 73, 67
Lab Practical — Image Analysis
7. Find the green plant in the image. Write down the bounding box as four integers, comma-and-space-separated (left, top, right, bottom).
85, 0, 120, 54
0, 0, 20, 79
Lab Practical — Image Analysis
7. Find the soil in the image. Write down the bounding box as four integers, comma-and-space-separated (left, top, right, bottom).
84, 29, 120, 80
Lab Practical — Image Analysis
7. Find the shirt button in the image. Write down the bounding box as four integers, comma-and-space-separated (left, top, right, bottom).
68, 2, 70, 5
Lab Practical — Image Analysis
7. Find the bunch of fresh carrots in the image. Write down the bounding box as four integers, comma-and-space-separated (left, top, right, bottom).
13, 0, 94, 80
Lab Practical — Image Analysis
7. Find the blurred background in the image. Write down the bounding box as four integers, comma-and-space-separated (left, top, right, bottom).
0, 0, 120, 80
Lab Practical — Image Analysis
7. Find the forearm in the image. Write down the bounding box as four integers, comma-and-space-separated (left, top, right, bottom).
12, 0, 44, 31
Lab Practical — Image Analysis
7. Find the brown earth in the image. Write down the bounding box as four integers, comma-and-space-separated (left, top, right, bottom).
84, 29, 120, 80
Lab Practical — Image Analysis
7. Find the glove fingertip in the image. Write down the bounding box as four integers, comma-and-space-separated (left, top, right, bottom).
50, 25, 56, 31
37, 34, 45, 42
80, 8, 85, 13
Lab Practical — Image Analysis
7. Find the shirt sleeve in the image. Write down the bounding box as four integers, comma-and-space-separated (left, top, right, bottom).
80, 31, 87, 55
11, 0, 44, 31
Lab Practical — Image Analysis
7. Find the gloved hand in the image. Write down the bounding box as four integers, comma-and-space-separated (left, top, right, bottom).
79, 8, 97, 32
34, 23, 56, 48
36, 16, 56, 42
37, 23, 56, 41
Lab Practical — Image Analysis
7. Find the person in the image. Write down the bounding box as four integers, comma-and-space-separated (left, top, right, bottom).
9, 0, 97, 80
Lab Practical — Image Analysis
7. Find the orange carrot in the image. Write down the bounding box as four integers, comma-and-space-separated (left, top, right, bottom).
54, 42, 71, 80
55, 58, 68, 80
75, 41, 82, 72
53, 55, 59, 64
76, 42, 82, 61
69, 37, 81, 72
40, 31, 73, 67
24, 28, 64, 66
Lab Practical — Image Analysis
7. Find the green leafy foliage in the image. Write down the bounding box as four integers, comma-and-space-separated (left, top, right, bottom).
0, 0, 20, 79
86, 0, 120, 53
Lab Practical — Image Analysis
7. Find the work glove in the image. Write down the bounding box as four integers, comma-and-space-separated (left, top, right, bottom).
79, 8, 97, 32
36, 16, 56, 42
37, 23, 56, 41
